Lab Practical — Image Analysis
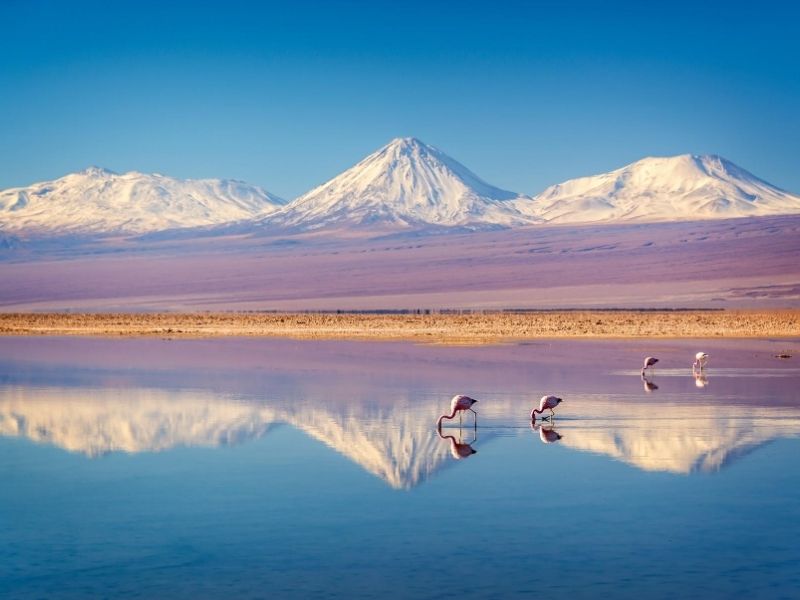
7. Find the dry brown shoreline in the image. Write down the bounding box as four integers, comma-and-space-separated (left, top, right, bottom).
1, 310, 798, 343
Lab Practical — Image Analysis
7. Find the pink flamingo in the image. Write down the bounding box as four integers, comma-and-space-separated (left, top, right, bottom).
437, 394, 478, 429
693, 352, 709, 371
530, 395, 563, 421
437, 428, 477, 459
641, 356, 659, 375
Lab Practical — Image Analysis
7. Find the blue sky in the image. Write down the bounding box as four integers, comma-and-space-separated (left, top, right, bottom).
1, 0, 798, 198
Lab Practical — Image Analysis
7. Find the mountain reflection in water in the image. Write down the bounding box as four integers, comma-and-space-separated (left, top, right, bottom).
3, 380, 800, 486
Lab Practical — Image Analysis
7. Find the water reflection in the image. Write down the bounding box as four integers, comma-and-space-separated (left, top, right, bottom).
437, 426, 478, 459
556, 400, 800, 474
641, 374, 659, 392
531, 422, 562, 444
0, 387, 279, 456
5, 382, 800, 484
0, 386, 477, 490
3, 339, 800, 599
2, 337, 800, 489
693, 371, 709, 388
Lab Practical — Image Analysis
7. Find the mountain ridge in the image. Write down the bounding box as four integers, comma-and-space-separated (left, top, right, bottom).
0, 168, 285, 235
530, 153, 800, 223
2, 140, 799, 238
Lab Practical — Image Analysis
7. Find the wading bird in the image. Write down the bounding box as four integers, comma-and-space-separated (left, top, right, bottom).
693, 352, 709, 370
437, 394, 478, 429
641, 356, 659, 375
531, 395, 563, 421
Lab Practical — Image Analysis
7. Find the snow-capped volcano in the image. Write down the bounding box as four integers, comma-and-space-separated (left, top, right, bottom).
266, 137, 537, 231
528, 154, 800, 223
3, 149, 799, 240
0, 167, 284, 235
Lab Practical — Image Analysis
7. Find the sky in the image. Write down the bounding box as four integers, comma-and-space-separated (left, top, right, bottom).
1, 0, 798, 199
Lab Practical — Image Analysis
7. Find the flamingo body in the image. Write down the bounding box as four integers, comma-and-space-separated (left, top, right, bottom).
531, 395, 563, 421
437, 394, 478, 429
693, 352, 709, 370
641, 356, 659, 375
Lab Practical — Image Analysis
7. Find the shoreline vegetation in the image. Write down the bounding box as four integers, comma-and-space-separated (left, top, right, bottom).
1, 310, 798, 343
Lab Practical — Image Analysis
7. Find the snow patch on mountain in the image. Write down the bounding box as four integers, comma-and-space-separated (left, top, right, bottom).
0, 167, 285, 235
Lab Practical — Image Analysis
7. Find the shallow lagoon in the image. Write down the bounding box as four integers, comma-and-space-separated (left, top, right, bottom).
1, 337, 799, 599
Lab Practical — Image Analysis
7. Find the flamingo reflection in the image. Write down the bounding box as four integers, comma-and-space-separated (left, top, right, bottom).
641, 373, 659, 392
694, 371, 709, 388
531, 422, 562, 444
437, 426, 477, 459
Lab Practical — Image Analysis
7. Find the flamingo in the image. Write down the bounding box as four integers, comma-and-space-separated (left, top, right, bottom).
437, 394, 478, 429
437, 427, 477, 459
530, 395, 563, 421
693, 352, 709, 371
531, 422, 562, 444
641, 356, 659, 375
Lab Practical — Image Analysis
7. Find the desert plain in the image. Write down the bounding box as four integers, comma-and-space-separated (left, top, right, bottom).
1, 309, 797, 343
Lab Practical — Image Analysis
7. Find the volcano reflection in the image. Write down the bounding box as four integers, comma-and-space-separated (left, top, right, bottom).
3, 381, 800, 485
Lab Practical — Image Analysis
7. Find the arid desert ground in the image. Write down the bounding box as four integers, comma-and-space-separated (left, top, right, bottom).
2, 215, 799, 313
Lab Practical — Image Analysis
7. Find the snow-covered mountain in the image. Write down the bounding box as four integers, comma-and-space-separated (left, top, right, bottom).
528, 154, 800, 224
263, 137, 537, 231
0, 166, 284, 235
3, 148, 799, 240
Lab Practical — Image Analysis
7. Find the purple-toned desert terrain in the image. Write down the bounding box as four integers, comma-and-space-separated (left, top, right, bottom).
2, 215, 799, 311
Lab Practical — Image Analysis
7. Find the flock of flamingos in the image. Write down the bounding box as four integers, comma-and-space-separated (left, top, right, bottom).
435, 351, 710, 457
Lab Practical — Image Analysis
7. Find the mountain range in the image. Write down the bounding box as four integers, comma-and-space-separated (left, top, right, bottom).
0, 166, 284, 235
2, 137, 799, 237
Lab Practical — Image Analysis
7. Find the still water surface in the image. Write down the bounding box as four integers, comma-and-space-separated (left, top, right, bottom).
1, 337, 799, 599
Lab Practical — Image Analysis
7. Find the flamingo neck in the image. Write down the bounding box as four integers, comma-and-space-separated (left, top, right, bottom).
531, 408, 542, 420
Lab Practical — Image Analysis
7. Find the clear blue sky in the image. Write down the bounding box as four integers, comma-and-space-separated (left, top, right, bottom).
1, 0, 798, 199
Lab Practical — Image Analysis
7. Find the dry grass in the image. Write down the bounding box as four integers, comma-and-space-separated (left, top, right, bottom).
1, 310, 798, 343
